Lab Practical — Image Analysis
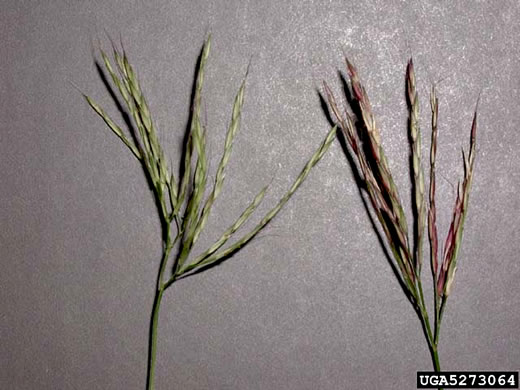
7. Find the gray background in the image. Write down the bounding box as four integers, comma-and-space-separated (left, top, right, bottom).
1, 1, 519, 389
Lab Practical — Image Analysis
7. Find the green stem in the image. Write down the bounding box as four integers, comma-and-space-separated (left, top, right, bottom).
418, 306, 443, 389
415, 277, 443, 390
147, 288, 165, 390
430, 345, 442, 390
434, 299, 440, 345
431, 345, 441, 372
435, 298, 447, 345
416, 278, 435, 346
146, 220, 174, 390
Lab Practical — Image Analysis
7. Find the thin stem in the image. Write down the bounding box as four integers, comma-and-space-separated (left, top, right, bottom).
430, 344, 441, 372
416, 278, 435, 346
415, 276, 443, 390
434, 296, 440, 345
147, 288, 165, 390
173, 215, 181, 233
417, 305, 443, 390
435, 298, 447, 345
432, 270, 440, 344
146, 220, 174, 390
430, 345, 442, 390
157, 219, 173, 285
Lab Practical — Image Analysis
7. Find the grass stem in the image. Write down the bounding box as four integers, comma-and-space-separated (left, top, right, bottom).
147, 288, 165, 390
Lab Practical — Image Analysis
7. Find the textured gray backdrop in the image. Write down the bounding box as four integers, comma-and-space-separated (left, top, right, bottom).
1, 1, 519, 389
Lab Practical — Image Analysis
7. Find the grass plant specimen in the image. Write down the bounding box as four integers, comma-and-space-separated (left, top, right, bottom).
324, 58, 477, 378
84, 36, 336, 390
